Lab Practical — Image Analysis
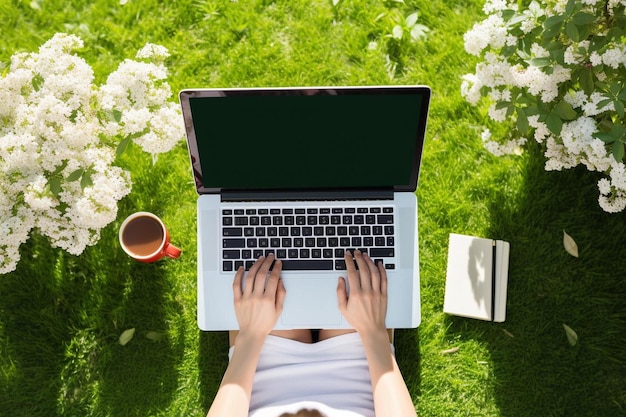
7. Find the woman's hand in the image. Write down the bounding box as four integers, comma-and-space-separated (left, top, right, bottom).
233, 254, 286, 341
336, 250, 388, 338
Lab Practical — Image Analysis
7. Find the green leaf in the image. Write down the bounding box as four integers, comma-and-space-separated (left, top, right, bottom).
31, 73, 44, 92
565, 0, 577, 15
572, 12, 595, 25
66, 169, 84, 182
593, 132, 616, 143
516, 107, 529, 134
596, 99, 613, 110
507, 14, 527, 27
49, 177, 62, 197
618, 89, 626, 101
544, 14, 565, 28
530, 57, 551, 67
80, 171, 93, 189
610, 82, 621, 96
117, 137, 132, 157
546, 114, 563, 135
563, 323, 578, 346
565, 21, 579, 42
495, 101, 511, 110
579, 69, 594, 95
613, 141, 624, 162
554, 101, 577, 120
542, 24, 562, 39
112, 109, 123, 123
614, 100, 624, 118
51, 160, 68, 176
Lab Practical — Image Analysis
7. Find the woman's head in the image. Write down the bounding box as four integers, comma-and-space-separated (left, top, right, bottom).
279, 409, 326, 417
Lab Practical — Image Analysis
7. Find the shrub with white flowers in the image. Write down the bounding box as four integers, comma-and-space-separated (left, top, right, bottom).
0, 33, 184, 274
461, 0, 626, 213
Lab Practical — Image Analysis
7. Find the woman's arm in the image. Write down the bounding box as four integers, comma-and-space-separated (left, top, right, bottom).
207, 255, 286, 417
337, 250, 417, 417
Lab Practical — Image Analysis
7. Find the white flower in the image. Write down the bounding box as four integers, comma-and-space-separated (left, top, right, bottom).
531, 43, 550, 59
589, 52, 602, 67
601, 46, 625, 69
136, 43, 170, 61
464, 14, 508, 56
483, 0, 509, 14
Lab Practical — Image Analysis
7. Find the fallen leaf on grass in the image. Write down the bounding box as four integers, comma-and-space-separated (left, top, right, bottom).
439, 347, 459, 355
563, 230, 579, 257
563, 323, 578, 346
502, 328, 515, 338
119, 328, 135, 346
145, 331, 165, 342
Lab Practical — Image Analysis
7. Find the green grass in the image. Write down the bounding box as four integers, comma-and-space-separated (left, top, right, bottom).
1, 0, 626, 416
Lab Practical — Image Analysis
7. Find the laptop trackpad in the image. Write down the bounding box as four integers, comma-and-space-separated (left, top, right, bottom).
281, 278, 342, 327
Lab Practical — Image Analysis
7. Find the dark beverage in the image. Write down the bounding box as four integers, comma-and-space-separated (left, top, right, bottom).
121, 215, 164, 257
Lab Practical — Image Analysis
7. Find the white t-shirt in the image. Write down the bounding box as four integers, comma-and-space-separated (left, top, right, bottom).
228, 332, 394, 417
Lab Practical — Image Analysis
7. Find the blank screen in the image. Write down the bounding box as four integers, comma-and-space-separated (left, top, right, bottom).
187, 88, 427, 191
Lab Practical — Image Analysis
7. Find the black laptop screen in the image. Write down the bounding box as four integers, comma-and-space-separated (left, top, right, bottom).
182, 87, 430, 194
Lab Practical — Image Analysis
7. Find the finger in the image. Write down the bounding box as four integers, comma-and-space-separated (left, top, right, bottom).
363, 252, 380, 291
264, 258, 282, 296
275, 277, 286, 314
245, 256, 265, 294
253, 254, 275, 294
377, 260, 388, 296
353, 250, 371, 290
233, 266, 245, 301
344, 250, 360, 291
337, 276, 348, 314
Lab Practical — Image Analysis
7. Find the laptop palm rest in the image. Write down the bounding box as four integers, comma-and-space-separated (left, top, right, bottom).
281, 278, 342, 327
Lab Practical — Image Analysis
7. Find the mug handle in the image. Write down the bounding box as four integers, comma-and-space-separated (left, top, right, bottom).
163, 243, 182, 259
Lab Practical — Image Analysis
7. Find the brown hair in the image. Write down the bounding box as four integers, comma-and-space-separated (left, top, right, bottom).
279, 409, 327, 417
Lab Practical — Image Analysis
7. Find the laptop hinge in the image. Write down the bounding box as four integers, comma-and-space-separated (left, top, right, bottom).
220, 189, 394, 202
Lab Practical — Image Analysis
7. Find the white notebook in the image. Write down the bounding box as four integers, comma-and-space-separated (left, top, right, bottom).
443, 233, 510, 322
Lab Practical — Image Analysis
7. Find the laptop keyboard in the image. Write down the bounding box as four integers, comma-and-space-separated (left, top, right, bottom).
221, 206, 396, 272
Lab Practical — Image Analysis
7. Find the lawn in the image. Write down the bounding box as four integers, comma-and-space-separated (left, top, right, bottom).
1, 0, 625, 416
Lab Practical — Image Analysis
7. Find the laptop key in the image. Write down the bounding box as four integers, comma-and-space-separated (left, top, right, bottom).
377, 215, 394, 224
370, 248, 395, 257
223, 227, 243, 236
223, 250, 240, 259
223, 238, 245, 248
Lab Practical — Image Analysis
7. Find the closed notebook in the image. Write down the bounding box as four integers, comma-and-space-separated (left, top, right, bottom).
443, 233, 510, 322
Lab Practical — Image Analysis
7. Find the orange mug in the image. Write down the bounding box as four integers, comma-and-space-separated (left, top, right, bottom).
119, 212, 181, 262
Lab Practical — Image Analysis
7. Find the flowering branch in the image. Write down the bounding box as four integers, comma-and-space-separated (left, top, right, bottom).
461, 0, 626, 212
0, 34, 184, 274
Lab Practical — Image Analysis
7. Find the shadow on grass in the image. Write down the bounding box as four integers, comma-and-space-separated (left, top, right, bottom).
474, 145, 626, 416
0, 226, 183, 416
396, 328, 422, 401
198, 330, 229, 412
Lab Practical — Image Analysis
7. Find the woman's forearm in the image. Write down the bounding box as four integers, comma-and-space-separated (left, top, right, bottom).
361, 330, 417, 417
207, 332, 266, 417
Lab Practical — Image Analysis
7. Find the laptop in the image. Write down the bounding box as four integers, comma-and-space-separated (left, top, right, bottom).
179, 85, 431, 331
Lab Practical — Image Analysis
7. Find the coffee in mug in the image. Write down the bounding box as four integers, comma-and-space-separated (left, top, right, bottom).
119, 212, 181, 262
